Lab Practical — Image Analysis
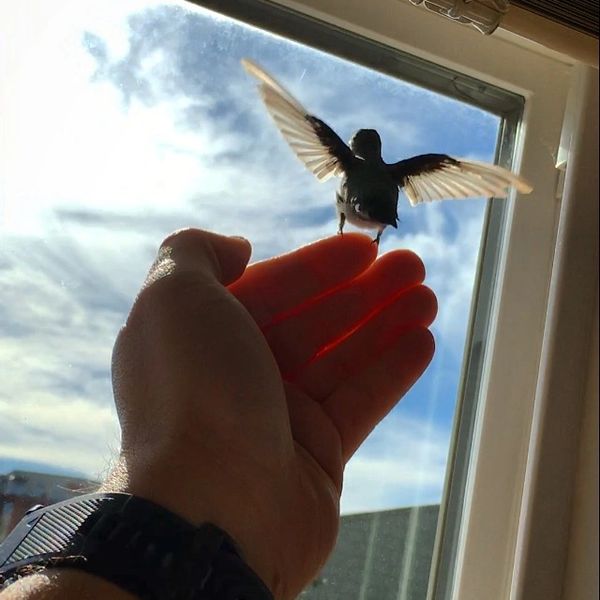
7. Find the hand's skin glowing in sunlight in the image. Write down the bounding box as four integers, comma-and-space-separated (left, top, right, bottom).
111, 230, 436, 598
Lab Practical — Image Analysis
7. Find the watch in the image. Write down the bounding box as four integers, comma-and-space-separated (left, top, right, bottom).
0, 492, 274, 600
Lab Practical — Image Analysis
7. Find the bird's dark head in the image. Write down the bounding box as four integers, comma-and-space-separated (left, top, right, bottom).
350, 129, 382, 160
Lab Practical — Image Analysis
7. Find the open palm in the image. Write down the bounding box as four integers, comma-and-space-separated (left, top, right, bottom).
112, 229, 436, 599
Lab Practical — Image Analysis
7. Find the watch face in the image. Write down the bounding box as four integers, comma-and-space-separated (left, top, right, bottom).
0, 495, 107, 570
1, 471, 96, 543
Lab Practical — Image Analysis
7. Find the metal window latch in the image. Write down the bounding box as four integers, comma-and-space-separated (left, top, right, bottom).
408, 0, 510, 34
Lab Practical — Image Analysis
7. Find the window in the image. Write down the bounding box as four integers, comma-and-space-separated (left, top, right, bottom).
1, 1, 587, 598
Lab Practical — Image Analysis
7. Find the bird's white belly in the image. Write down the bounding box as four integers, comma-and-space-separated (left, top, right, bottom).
336, 201, 382, 231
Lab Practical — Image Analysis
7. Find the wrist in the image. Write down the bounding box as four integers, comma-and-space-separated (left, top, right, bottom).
101, 453, 284, 599
0, 570, 136, 600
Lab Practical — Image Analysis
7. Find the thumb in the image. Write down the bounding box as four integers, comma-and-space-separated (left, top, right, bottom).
113, 228, 254, 435
144, 228, 252, 289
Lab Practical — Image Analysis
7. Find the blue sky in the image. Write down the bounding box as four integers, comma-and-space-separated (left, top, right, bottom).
0, 1, 499, 513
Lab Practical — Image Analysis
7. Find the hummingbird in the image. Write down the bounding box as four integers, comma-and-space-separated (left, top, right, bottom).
242, 59, 532, 244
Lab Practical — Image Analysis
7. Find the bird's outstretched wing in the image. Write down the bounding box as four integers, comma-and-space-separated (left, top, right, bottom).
386, 153, 533, 206
242, 59, 357, 182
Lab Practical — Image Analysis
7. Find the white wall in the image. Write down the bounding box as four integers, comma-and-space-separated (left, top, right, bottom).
563, 292, 599, 600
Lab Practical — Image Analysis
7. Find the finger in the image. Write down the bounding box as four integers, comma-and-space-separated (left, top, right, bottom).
229, 233, 377, 327
264, 250, 425, 376
324, 327, 435, 461
293, 284, 437, 396
145, 228, 252, 289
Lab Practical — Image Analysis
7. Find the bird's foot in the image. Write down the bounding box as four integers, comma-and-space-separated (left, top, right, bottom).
337, 212, 346, 236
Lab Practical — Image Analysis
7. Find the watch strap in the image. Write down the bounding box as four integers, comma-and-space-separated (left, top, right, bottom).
0, 493, 273, 600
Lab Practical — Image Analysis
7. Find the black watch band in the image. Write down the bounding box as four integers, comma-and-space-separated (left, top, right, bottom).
0, 493, 274, 600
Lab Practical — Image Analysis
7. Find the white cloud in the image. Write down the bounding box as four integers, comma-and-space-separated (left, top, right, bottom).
341, 414, 450, 514
397, 202, 485, 347
0, 396, 120, 479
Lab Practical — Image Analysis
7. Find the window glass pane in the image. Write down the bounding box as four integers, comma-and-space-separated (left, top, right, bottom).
1, 1, 502, 596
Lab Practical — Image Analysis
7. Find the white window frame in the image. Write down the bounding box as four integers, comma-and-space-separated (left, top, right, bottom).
193, 1, 598, 597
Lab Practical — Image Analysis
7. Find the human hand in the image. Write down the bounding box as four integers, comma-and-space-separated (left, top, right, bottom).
109, 228, 436, 599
